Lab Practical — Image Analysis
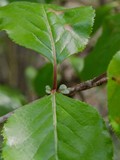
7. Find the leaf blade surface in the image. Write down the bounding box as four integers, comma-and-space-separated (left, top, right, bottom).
2, 93, 113, 160
107, 51, 120, 136
0, 2, 95, 63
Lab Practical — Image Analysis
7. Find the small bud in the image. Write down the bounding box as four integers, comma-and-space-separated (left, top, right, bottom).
59, 84, 67, 90
59, 84, 70, 94
45, 85, 51, 94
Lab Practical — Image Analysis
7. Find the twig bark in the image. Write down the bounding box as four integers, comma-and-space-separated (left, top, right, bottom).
0, 74, 107, 123
0, 111, 14, 124
69, 73, 107, 95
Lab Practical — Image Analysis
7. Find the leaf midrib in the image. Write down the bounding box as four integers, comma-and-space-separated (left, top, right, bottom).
43, 6, 57, 64
52, 94, 58, 160
42, 7, 58, 159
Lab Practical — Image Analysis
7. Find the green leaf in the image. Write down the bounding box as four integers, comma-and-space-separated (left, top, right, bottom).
33, 63, 53, 97
2, 93, 113, 160
81, 13, 120, 80
0, 125, 3, 160
93, 2, 118, 34
0, 2, 95, 63
69, 56, 84, 79
107, 51, 120, 136
25, 66, 37, 85
0, 85, 26, 117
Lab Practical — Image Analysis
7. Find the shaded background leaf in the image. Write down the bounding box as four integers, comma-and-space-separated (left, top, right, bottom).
33, 63, 53, 97
81, 13, 120, 80
69, 56, 84, 80
0, 85, 25, 160
93, 2, 118, 34
107, 51, 120, 136
0, 85, 26, 117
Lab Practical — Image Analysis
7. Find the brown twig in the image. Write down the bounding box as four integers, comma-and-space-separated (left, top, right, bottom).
69, 73, 107, 95
0, 111, 14, 124
0, 74, 107, 123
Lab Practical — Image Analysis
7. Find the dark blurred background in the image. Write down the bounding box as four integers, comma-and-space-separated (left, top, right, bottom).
0, 0, 120, 159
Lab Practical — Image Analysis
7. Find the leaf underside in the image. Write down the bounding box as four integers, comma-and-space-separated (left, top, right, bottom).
0, 2, 95, 63
107, 51, 120, 136
3, 93, 113, 160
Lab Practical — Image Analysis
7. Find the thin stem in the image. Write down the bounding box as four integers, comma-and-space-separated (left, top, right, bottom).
42, 6, 57, 91
69, 73, 107, 95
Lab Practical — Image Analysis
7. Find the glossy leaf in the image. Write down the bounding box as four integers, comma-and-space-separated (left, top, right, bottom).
107, 51, 120, 136
3, 93, 113, 160
0, 85, 26, 117
81, 13, 120, 80
0, 2, 95, 63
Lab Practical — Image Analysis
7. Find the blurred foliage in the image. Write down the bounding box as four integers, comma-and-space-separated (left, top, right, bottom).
113, 135, 120, 160
0, 85, 26, 116
69, 56, 84, 80
25, 66, 37, 88
107, 51, 120, 136
8, 0, 53, 3
81, 12, 120, 80
33, 63, 53, 97
93, 2, 118, 33
25, 63, 54, 97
